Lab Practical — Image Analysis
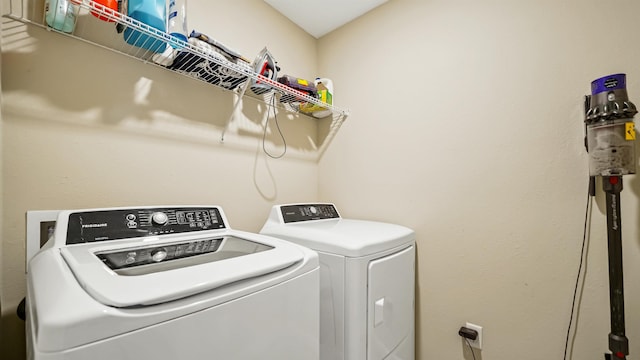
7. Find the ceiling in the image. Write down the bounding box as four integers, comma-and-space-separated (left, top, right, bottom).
264, 0, 389, 38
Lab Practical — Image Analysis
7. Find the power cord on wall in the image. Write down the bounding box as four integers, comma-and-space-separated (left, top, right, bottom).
465, 338, 477, 360
563, 179, 594, 360
262, 95, 287, 159
459, 326, 478, 360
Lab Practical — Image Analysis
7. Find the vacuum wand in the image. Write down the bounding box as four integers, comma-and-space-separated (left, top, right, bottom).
603, 176, 628, 360
585, 74, 637, 360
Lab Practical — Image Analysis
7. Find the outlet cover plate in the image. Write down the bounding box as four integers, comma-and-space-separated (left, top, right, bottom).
465, 322, 483, 349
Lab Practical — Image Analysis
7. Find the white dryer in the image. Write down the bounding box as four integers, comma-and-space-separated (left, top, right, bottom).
26, 206, 319, 360
260, 203, 415, 360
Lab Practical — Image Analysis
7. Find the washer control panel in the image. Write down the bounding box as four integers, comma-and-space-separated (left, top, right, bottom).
281, 204, 340, 223
96, 237, 223, 270
66, 207, 225, 245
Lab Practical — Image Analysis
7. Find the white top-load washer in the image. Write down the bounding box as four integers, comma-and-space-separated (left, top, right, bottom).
26, 206, 319, 360
260, 203, 415, 360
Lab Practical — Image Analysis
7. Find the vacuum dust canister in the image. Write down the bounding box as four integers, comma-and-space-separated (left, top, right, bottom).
585, 74, 638, 176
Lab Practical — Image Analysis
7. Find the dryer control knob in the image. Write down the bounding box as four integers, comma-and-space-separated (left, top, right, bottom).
151, 248, 168, 262
309, 206, 318, 214
151, 212, 169, 226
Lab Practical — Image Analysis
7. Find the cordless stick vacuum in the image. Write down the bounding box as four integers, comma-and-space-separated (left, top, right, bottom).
585, 74, 638, 360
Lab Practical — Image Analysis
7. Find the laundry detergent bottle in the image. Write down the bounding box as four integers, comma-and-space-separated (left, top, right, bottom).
123, 0, 167, 53
91, 0, 119, 22
45, 0, 79, 33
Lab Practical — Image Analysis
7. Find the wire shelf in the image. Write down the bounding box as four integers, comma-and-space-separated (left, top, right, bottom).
3, 0, 350, 122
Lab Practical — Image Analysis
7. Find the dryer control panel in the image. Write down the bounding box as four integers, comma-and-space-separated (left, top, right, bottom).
281, 204, 340, 223
66, 207, 226, 245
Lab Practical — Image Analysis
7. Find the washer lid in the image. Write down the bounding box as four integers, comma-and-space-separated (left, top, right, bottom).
261, 218, 414, 257
60, 231, 304, 307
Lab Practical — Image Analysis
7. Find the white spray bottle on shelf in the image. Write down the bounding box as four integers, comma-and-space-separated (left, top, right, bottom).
152, 0, 188, 66
168, 0, 188, 46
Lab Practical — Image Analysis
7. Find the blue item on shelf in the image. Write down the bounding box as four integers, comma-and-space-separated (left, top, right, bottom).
123, 0, 166, 53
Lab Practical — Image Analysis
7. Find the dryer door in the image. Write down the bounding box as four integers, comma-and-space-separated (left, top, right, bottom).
367, 245, 415, 360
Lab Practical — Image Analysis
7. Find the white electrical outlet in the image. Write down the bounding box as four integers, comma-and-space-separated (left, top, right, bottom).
465, 322, 483, 350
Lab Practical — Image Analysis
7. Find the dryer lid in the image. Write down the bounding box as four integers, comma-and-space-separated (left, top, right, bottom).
261, 218, 414, 257
60, 231, 304, 307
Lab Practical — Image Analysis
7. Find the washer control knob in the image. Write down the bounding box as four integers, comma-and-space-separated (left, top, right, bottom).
151, 212, 169, 226
309, 206, 318, 214
151, 248, 168, 262
125, 252, 137, 265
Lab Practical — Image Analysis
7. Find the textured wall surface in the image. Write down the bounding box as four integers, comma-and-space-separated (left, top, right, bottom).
317, 0, 640, 359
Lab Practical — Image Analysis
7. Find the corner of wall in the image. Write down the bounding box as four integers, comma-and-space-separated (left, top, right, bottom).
0, 21, 4, 332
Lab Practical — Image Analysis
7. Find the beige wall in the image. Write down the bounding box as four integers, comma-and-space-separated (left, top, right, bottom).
318, 0, 640, 359
4, 1, 640, 360
1, 1, 321, 358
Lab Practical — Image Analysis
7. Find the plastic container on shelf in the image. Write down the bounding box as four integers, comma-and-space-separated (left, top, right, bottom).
45, 0, 79, 33
587, 119, 636, 175
586, 73, 638, 176
123, 0, 167, 53
300, 77, 334, 118
90, 0, 119, 22
277, 75, 317, 103
168, 0, 188, 47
